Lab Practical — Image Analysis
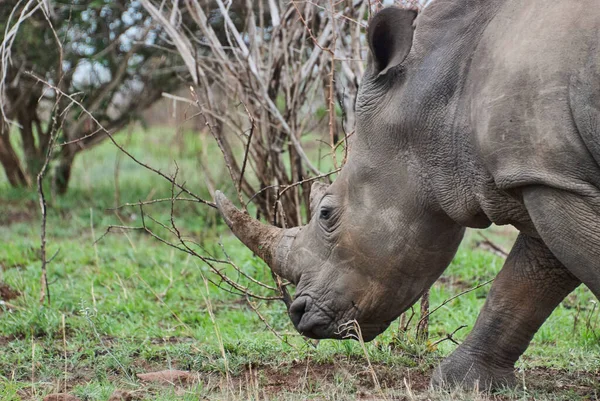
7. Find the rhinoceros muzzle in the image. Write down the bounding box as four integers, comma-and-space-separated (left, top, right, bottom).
289, 291, 392, 341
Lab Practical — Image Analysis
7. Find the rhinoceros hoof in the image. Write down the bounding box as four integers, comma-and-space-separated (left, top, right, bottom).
431, 353, 516, 391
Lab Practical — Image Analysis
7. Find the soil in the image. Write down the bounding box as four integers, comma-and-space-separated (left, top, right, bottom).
0, 282, 20, 301
221, 361, 598, 400
12, 356, 600, 400
524, 367, 600, 399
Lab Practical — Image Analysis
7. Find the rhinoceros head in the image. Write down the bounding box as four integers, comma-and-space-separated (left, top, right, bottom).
215, 7, 465, 341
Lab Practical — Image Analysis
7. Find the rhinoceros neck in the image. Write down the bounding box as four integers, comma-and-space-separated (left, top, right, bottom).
403, 0, 508, 228
354, 1, 521, 229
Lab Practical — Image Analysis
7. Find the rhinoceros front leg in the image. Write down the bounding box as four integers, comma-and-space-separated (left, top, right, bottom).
523, 186, 600, 298
432, 233, 580, 390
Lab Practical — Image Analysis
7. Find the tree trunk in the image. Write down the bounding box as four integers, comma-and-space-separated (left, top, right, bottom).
17, 109, 43, 178
53, 149, 76, 195
0, 134, 30, 187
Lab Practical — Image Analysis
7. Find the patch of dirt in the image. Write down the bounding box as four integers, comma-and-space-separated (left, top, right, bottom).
523, 367, 600, 399
0, 334, 19, 346
0, 282, 20, 301
192, 362, 599, 400
253, 361, 336, 392
231, 360, 433, 399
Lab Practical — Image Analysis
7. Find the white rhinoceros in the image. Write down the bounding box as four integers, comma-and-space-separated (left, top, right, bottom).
216, 0, 600, 389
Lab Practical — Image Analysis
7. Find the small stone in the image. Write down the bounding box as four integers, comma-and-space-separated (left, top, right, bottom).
108, 389, 135, 401
137, 370, 192, 384
43, 394, 80, 401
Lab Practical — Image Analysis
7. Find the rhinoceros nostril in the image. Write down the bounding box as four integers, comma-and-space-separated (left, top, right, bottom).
289, 297, 308, 328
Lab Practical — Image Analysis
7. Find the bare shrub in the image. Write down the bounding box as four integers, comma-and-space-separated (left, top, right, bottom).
139, 0, 374, 227
138, 0, 433, 226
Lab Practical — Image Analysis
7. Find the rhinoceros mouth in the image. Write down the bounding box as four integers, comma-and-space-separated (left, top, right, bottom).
289, 294, 390, 341
289, 294, 344, 339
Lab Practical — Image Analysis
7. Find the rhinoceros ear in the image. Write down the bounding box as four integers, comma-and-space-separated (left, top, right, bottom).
368, 7, 417, 76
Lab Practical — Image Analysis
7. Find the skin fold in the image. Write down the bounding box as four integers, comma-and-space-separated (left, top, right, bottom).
216, 0, 600, 390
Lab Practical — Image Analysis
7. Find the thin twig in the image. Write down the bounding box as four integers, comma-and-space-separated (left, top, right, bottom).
110, 197, 202, 210
430, 325, 467, 347
245, 296, 297, 349
25, 72, 216, 209
477, 232, 509, 258
244, 169, 340, 208
417, 279, 495, 329
37, 98, 63, 305
96, 221, 282, 301
238, 102, 255, 203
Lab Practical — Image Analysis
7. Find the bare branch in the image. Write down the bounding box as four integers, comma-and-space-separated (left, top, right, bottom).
417, 279, 495, 330
25, 72, 216, 209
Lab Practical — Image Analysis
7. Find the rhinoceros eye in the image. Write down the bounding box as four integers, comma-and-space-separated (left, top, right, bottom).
319, 207, 332, 220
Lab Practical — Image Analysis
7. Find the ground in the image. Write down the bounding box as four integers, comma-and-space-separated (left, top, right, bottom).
0, 128, 599, 400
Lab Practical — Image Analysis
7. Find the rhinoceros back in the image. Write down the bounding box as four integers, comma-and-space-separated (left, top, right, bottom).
468, 0, 600, 194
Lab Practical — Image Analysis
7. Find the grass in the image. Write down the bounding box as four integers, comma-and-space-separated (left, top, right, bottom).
0, 127, 599, 400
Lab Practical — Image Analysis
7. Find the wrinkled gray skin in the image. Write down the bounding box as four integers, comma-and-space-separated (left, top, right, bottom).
216, 0, 600, 390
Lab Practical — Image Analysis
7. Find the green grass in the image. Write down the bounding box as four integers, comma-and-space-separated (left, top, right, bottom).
0, 127, 598, 400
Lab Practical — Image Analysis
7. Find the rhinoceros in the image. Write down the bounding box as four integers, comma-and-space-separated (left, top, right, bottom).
215, 0, 600, 389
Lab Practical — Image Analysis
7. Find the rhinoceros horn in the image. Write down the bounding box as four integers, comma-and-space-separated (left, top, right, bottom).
214, 191, 299, 281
